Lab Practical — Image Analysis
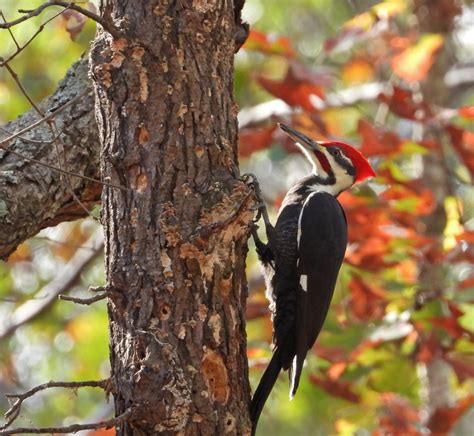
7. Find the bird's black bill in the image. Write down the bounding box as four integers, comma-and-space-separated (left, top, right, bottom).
278, 123, 322, 152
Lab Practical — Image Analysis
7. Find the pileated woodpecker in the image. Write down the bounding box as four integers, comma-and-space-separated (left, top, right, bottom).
249, 123, 375, 434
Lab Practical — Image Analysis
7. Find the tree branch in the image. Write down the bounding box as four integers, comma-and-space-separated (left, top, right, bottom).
0, 56, 100, 259
0, 409, 131, 436
1, 379, 111, 431
58, 291, 108, 305
0, 230, 103, 340
0, 1, 121, 39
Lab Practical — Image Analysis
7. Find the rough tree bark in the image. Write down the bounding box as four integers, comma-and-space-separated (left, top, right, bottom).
0, 56, 99, 259
89, 1, 252, 434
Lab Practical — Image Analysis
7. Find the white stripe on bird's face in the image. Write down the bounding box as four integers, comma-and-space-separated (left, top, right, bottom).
324, 152, 355, 193
295, 142, 327, 177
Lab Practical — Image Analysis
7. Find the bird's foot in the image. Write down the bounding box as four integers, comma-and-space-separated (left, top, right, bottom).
241, 173, 270, 226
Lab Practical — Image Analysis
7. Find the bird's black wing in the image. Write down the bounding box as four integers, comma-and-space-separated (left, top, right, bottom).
289, 191, 347, 397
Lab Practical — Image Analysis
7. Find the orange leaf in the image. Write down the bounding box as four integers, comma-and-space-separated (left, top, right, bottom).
348, 275, 387, 321
456, 231, 474, 243
244, 29, 295, 57
391, 34, 444, 82
342, 59, 375, 84
458, 106, 474, 119
327, 362, 347, 380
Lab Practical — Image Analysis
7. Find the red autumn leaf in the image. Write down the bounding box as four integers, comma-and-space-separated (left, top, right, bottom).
457, 277, 474, 290
62, 9, 87, 40
427, 395, 474, 434
243, 29, 295, 57
458, 106, 474, 120
429, 317, 473, 341
378, 86, 433, 120
309, 375, 360, 403
444, 353, 474, 383
416, 332, 442, 363
391, 33, 444, 82
374, 393, 421, 436
447, 301, 464, 319
315, 346, 347, 363
446, 125, 474, 176
239, 126, 275, 157
347, 275, 387, 321
357, 119, 402, 156
257, 61, 326, 111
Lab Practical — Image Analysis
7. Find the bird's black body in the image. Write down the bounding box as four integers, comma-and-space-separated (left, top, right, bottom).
250, 176, 347, 434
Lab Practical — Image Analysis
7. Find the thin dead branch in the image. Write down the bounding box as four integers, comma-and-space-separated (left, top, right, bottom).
0, 408, 131, 435
1, 379, 111, 431
58, 292, 108, 305
0, 231, 104, 340
0, 91, 85, 145
0, 8, 67, 66
0, 1, 121, 39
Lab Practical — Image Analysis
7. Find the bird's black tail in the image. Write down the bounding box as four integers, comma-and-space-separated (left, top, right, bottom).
249, 346, 283, 436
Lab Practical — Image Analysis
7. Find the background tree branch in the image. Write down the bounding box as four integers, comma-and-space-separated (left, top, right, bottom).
0, 55, 100, 259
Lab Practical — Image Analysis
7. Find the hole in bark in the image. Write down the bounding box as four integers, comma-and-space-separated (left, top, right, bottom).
159, 303, 171, 320
227, 419, 232, 426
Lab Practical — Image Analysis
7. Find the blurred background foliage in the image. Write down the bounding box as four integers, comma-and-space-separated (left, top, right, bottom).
1, 0, 473, 435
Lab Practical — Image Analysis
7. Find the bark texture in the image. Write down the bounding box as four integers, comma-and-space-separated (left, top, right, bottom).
0, 56, 99, 259
90, 1, 252, 434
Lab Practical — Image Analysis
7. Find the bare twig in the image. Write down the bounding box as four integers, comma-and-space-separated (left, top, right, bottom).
0, 12, 20, 51
58, 292, 108, 305
0, 231, 104, 340
0, 408, 131, 435
0, 90, 127, 192
0, 91, 84, 145
1, 379, 111, 431
0, 140, 127, 191
0, 1, 121, 39
3, 62, 44, 117
0, 9, 68, 66
0, 125, 63, 145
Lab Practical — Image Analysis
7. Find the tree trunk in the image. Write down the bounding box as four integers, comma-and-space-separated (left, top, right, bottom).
90, 1, 253, 434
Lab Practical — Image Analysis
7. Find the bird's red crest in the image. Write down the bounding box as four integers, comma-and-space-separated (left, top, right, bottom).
321, 141, 376, 182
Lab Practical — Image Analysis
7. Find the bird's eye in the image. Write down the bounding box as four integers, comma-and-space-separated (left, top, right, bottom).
331, 149, 341, 157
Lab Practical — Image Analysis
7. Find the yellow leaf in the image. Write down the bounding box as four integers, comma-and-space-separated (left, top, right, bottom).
392, 33, 444, 82
342, 59, 375, 84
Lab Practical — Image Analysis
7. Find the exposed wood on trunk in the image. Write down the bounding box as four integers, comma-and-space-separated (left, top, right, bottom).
90, 1, 252, 434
